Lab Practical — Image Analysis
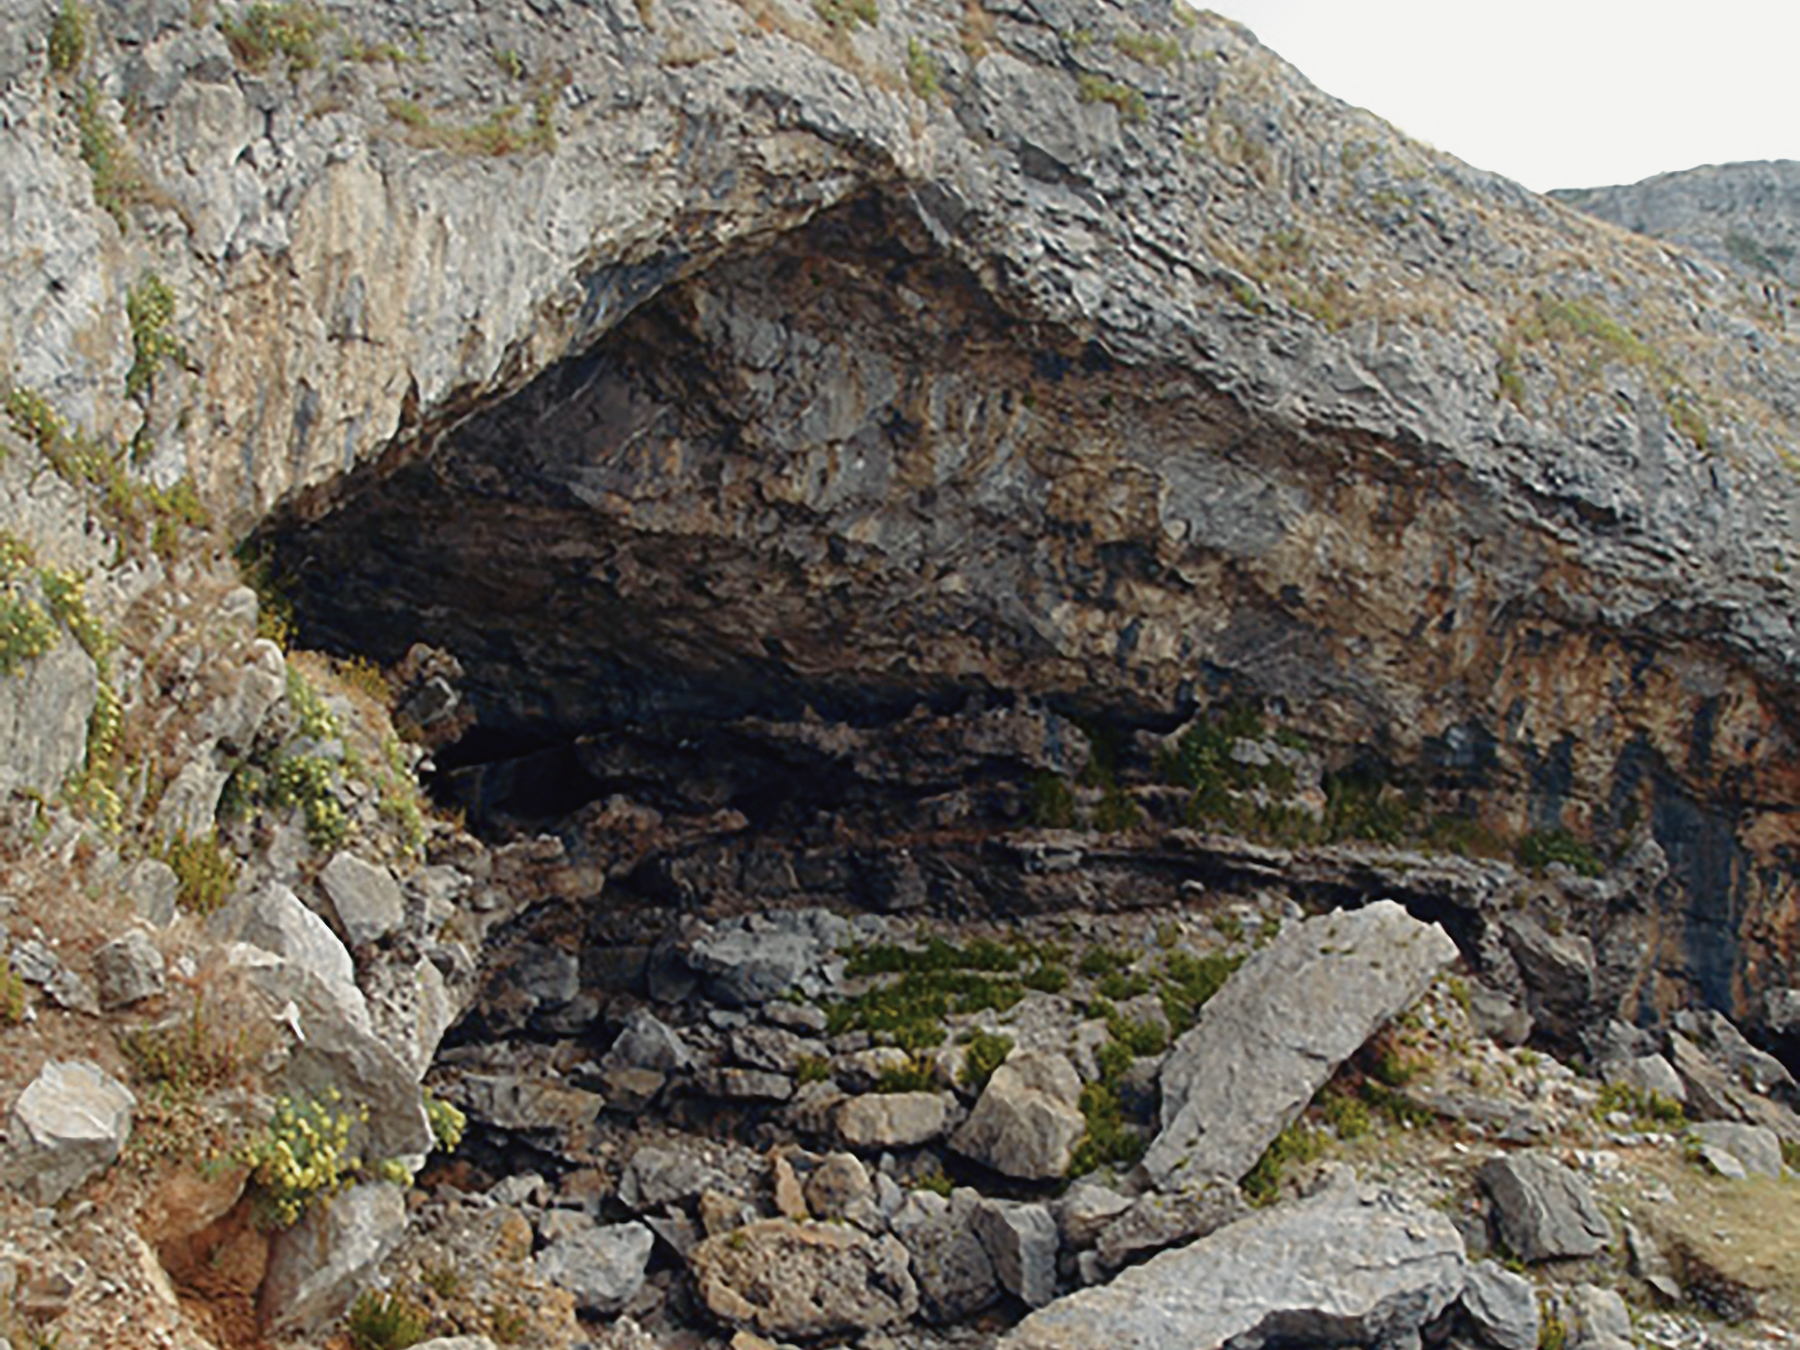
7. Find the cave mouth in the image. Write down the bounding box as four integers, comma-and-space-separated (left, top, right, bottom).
255, 187, 1259, 853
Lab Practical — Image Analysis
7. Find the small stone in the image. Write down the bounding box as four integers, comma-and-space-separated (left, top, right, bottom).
125, 859, 180, 928
5, 1059, 135, 1204
1478, 1151, 1613, 1262
836, 1092, 950, 1149
92, 928, 166, 1008
803, 1152, 876, 1228
972, 1198, 1059, 1308
950, 1053, 1085, 1180
1459, 1260, 1539, 1350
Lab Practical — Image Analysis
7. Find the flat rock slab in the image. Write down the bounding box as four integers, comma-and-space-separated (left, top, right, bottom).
1002, 1180, 1466, 1350
689, 1219, 918, 1338
535, 1220, 654, 1314
1478, 1151, 1613, 1262
1144, 901, 1457, 1190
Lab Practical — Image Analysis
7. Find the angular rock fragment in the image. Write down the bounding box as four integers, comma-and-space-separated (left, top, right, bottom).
1144, 901, 1457, 1190
318, 850, 406, 947
950, 1052, 1085, 1180
5, 1058, 135, 1204
889, 1188, 1000, 1324
1002, 1177, 1465, 1350
1477, 1151, 1613, 1262
1093, 1182, 1247, 1271
1457, 1259, 1539, 1350
972, 1197, 1059, 1307
92, 928, 165, 1008
535, 1220, 655, 1314
688, 1219, 918, 1338
259, 1182, 407, 1335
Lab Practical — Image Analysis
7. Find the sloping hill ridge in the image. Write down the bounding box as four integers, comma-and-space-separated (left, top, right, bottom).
1554, 159, 1800, 291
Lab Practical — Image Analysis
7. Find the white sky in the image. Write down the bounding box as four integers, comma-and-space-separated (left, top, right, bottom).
1207, 1, 1800, 193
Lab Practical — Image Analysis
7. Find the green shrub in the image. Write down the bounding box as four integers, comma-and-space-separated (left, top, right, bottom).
1113, 31, 1180, 66
424, 1093, 466, 1153
1594, 1080, 1684, 1128
241, 1089, 365, 1228
1022, 962, 1069, 993
1093, 785, 1142, 833
49, 0, 87, 74
1076, 73, 1146, 122
1, 963, 26, 1025
125, 273, 183, 399
1241, 1119, 1323, 1206
875, 1055, 938, 1093
0, 584, 57, 676
1159, 949, 1242, 1032
269, 754, 348, 849
905, 38, 939, 98
347, 1289, 429, 1350
1317, 1084, 1371, 1139
795, 1054, 834, 1085
119, 989, 246, 1096
1515, 828, 1604, 878
73, 78, 147, 228
160, 831, 238, 914
912, 1167, 954, 1197
219, 3, 333, 74
957, 1030, 1012, 1092
813, 0, 876, 30
1067, 1081, 1145, 1176
1028, 772, 1076, 827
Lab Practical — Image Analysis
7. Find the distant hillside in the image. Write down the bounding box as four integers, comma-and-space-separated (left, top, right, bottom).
1553, 161, 1800, 289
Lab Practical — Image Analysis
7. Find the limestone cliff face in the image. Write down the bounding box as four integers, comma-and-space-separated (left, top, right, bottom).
1554, 161, 1800, 291
6, 0, 1800, 1024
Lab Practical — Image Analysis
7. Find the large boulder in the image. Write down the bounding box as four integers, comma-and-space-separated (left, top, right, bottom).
688, 1219, 918, 1338
1002, 1176, 1466, 1350
1477, 1152, 1613, 1262
836, 1091, 951, 1150
972, 1198, 1059, 1308
258, 1182, 408, 1336
223, 882, 369, 1031
1457, 1260, 1540, 1350
4, 1059, 135, 1204
950, 1052, 1085, 1180
318, 851, 406, 948
1144, 902, 1457, 1190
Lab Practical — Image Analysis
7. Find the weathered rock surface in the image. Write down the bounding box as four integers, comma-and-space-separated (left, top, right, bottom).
534, 1219, 655, 1314
891, 1188, 1001, 1324
1145, 902, 1457, 1189
318, 851, 406, 948
4, 1059, 135, 1204
972, 1198, 1059, 1309
688, 1219, 919, 1338
836, 1091, 950, 1150
1002, 1178, 1465, 1350
259, 1181, 408, 1335
92, 929, 166, 1009
1689, 1121, 1785, 1178
1458, 1260, 1541, 1350
1478, 1152, 1614, 1262
951, 1052, 1086, 1181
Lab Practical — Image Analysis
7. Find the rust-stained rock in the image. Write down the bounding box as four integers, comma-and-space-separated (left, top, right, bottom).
688, 1219, 918, 1338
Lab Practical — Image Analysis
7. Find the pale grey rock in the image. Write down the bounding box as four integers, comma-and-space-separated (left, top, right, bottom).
1624, 1220, 1683, 1304
0, 627, 94, 801
1768, 985, 1800, 1037
258, 1182, 407, 1336
890, 1188, 1001, 1324
92, 929, 166, 1009
1558, 1283, 1634, 1350
1093, 1183, 1248, 1271
1600, 1052, 1686, 1106
1500, 913, 1596, 1042
1458, 1260, 1538, 1350
224, 882, 369, 1031
1052, 1181, 1134, 1251
125, 858, 179, 928
318, 851, 406, 948
1690, 1121, 1784, 1178
276, 989, 433, 1160
1145, 902, 1457, 1190
5, 1059, 135, 1204
950, 1052, 1085, 1180
602, 1007, 694, 1074
972, 1198, 1059, 1308
836, 1091, 950, 1150
1002, 1181, 1466, 1350
199, 637, 286, 749
689, 1219, 918, 1337
1478, 1152, 1613, 1262
1677, 1008, 1798, 1103
534, 1220, 654, 1314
